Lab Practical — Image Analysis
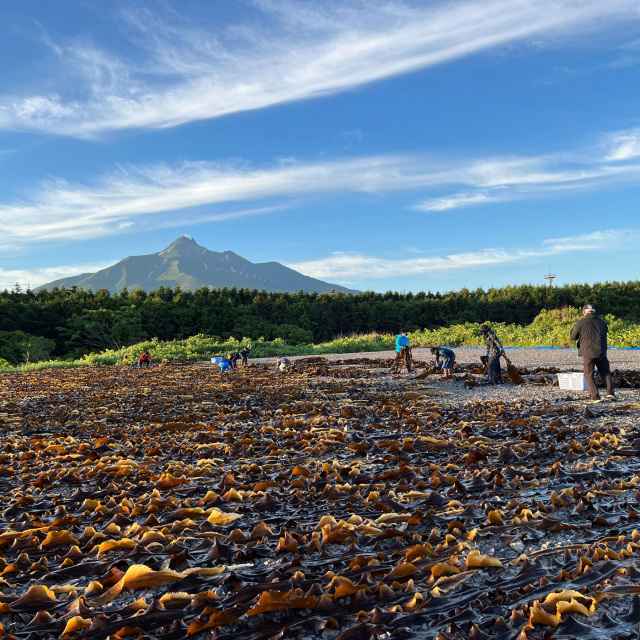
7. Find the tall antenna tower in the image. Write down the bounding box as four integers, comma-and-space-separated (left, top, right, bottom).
544, 270, 556, 287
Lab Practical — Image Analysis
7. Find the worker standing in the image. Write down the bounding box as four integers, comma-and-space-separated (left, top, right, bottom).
479, 325, 504, 385
390, 329, 414, 374
570, 304, 615, 402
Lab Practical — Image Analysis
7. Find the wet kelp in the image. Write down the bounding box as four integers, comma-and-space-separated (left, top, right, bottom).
0, 359, 639, 639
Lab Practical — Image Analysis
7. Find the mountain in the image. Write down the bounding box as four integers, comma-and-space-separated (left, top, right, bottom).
36, 236, 358, 294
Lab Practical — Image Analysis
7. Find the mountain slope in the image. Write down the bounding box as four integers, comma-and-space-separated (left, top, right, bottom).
37, 236, 358, 294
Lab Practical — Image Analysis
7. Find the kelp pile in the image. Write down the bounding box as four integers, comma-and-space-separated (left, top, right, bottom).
0, 359, 639, 639
406, 358, 640, 389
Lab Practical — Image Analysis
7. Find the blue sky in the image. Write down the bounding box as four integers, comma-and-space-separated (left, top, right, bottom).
1, 0, 639, 293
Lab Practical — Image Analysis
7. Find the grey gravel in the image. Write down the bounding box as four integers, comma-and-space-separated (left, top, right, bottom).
252, 347, 640, 371
252, 348, 640, 406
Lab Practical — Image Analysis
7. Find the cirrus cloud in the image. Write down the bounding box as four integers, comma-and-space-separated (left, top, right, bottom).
0, 127, 639, 251
1, 0, 639, 137
286, 229, 638, 281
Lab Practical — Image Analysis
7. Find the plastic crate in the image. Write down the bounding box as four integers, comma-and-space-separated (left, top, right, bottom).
557, 372, 588, 391
211, 357, 222, 364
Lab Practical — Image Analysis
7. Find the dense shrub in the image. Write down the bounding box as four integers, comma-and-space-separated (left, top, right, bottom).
1, 281, 639, 362
0, 307, 638, 373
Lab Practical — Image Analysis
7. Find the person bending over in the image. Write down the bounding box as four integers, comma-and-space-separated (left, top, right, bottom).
137, 351, 152, 368
228, 352, 241, 370
430, 346, 456, 377
275, 356, 291, 372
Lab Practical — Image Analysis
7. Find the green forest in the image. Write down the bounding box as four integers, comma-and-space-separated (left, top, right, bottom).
1, 281, 640, 367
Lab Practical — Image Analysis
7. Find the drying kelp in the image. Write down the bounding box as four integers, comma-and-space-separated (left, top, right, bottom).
0, 361, 639, 639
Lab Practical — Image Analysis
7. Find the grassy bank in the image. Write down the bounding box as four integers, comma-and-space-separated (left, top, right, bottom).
1, 307, 638, 373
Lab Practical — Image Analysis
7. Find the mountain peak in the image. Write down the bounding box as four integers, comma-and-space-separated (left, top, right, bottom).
36, 236, 359, 294
159, 235, 205, 258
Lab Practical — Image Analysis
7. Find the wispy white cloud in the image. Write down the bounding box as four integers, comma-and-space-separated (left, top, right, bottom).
340, 129, 364, 142
604, 128, 640, 161
605, 36, 640, 68
1, 127, 640, 250
287, 229, 639, 281
1, 0, 639, 136
288, 249, 525, 280
0, 261, 116, 291
413, 129, 640, 211
339, 128, 365, 149
151, 205, 287, 230
416, 191, 507, 211
541, 228, 635, 252
0, 155, 435, 250
607, 54, 640, 69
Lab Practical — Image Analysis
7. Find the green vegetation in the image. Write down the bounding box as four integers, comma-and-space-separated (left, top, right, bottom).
1, 307, 638, 373
2, 280, 640, 363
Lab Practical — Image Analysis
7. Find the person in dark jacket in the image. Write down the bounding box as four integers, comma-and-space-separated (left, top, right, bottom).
479, 325, 504, 384
430, 346, 456, 377
228, 352, 241, 370
570, 304, 614, 401
240, 344, 251, 365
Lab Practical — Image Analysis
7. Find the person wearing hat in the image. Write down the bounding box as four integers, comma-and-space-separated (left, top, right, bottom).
479, 324, 505, 385
570, 304, 615, 402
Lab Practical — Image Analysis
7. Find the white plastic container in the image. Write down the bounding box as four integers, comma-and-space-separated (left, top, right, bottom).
557, 372, 588, 391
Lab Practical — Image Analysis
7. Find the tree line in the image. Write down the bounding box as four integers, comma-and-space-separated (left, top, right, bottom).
1, 281, 639, 364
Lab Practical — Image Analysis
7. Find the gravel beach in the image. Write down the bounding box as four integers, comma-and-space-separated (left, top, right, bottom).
256, 347, 640, 370
254, 347, 640, 406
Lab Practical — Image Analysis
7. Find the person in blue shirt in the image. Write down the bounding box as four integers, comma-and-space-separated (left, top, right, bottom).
218, 355, 231, 373
390, 329, 414, 373
430, 346, 456, 377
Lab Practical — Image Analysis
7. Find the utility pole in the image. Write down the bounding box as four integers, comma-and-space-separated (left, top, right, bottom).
544, 271, 556, 287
